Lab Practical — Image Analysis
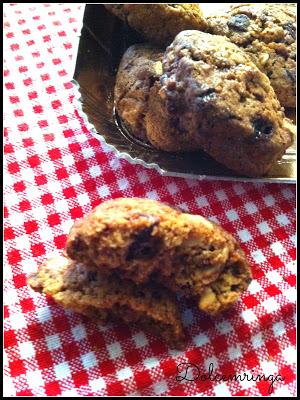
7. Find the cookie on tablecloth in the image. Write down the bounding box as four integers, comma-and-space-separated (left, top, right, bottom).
66, 198, 252, 314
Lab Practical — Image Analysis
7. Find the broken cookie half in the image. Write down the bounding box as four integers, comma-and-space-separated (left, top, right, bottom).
28, 255, 186, 348
66, 198, 252, 314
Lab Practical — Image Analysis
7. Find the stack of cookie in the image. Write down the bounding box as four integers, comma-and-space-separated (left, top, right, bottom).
107, 3, 296, 177
29, 198, 252, 347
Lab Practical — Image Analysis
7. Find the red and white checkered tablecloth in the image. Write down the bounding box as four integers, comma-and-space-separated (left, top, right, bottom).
3, 3, 296, 397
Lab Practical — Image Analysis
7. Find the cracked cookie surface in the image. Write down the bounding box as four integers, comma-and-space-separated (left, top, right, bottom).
105, 4, 207, 46
207, 3, 296, 107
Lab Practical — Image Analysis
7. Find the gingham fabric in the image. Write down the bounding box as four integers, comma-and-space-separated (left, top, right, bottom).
3, 3, 296, 397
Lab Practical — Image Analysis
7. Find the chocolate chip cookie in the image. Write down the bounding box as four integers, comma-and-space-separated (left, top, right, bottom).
207, 3, 296, 107
66, 198, 252, 312
115, 31, 294, 176
104, 4, 207, 46
28, 255, 185, 348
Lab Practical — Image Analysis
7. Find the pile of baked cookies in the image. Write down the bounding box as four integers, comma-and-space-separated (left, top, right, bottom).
29, 198, 252, 347
105, 4, 296, 177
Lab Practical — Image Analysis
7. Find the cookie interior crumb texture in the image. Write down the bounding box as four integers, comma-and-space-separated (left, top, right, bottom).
28, 255, 186, 348
66, 198, 252, 313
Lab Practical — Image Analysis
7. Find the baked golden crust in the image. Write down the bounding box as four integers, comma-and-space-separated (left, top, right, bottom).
28, 255, 186, 348
207, 3, 296, 107
105, 4, 207, 46
66, 198, 252, 311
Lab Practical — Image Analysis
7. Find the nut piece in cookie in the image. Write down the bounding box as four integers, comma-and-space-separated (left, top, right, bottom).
207, 3, 296, 107
66, 198, 252, 313
198, 249, 252, 315
28, 255, 186, 348
105, 4, 207, 46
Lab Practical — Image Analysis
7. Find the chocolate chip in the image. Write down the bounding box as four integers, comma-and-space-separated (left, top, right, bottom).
252, 118, 273, 141
227, 14, 250, 31
197, 88, 215, 98
286, 69, 296, 82
126, 225, 161, 261
148, 75, 159, 88
169, 116, 180, 129
167, 102, 179, 113
231, 264, 241, 277
152, 290, 162, 300
231, 285, 240, 292
72, 237, 87, 252
191, 54, 201, 62
181, 283, 192, 290
87, 271, 98, 282
283, 22, 296, 40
